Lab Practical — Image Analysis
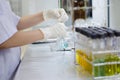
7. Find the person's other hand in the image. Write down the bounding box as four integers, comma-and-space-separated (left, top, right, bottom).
40, 23, 67, 40
43, 8, 68, 23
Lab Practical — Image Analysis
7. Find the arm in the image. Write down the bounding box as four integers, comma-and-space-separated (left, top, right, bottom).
17, 8, 68, 30
0, 30, 44, 49
17, 12, 44, 30
0, 23, 67, 49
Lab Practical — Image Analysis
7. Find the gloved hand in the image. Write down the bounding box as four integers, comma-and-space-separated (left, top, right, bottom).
40, 23, 67, 40
43, 8, 68, 23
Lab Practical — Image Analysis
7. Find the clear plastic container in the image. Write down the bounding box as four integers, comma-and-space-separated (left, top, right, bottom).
75, 27, 120, 79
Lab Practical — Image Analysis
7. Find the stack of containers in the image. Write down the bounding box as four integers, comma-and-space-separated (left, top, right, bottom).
75, 27, 120, 79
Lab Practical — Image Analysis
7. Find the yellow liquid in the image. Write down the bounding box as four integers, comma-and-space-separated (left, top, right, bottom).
76, 49, 92, 74
117, 58, 120, 74
76, 50, 120, 77
105, 54, 120, 76
105, 65, 114, 76
117, 63, 120, 74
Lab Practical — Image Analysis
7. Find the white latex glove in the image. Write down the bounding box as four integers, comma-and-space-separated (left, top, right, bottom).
43, 8, 69, 23
40, 23, 67, 40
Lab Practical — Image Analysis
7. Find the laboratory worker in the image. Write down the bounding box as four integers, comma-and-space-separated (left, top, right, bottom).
0, 0, 68, 80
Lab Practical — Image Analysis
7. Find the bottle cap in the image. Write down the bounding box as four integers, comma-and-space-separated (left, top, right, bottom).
75, 27, 98, 39
113, 30, 120, 37
89, 27, 108, 39
101, 27, 115, 37
83, 28, 98, 39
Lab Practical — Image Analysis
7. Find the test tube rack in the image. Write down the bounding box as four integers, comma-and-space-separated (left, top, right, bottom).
75, 27, 120, 79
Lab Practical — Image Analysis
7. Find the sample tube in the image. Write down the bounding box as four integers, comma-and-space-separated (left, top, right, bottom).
101, 27, 115, 50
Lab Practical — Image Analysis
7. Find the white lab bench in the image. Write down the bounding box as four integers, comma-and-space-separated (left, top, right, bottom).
14, 42, 93, 80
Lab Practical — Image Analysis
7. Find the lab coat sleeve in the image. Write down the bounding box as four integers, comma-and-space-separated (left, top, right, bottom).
0, 14, 20, 45
12, 12, 21, 27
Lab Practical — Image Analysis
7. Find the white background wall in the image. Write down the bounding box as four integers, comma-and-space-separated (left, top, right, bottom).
22, 0, 59, 15
92, 0, 120, 29
92, 0, 108, 26
110, 0, 120, 30
21, 0, 59, 27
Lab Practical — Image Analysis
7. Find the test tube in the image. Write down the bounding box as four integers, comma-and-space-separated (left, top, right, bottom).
113, 30, 120, 49
101, 27, 115, 50
88, 27, 108, 51
75, 27, 97, 73
113, 30, 120, 74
